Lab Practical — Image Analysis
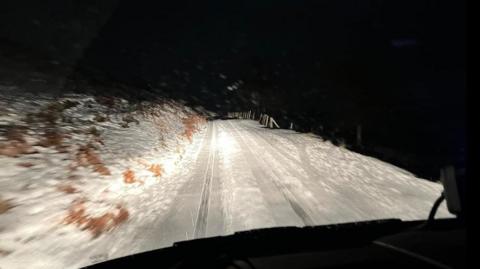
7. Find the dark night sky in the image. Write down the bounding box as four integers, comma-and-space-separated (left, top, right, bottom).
0, 0, 466, 178
79, 0, 465, 106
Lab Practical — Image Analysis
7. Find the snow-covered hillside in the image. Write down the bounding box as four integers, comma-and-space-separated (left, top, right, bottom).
0, 85, 206, 268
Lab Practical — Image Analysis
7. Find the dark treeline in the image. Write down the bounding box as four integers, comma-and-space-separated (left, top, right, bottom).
0, 0, 466, 179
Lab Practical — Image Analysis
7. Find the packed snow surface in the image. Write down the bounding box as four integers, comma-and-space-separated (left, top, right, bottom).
0, 86, 450, 269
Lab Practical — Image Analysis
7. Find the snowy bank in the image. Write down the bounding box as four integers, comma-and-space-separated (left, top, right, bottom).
0, 85, 206, 268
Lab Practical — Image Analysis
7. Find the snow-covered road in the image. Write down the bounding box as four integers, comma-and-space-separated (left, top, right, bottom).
1, 118, 451, 268
168, 119, 450, 235
127, 119, 451, 251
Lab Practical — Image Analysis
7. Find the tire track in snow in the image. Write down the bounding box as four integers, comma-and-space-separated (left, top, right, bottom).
241, 122, 342, 195
240, 122, 369, 220
238, 120, 449, 221
239, 121, 338, 184
217, 120, 303, 226
227, 120, 315, 226
193, 121, 217, 238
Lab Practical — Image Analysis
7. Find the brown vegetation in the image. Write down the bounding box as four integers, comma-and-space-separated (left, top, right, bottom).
2, 100, 82, 157
123, 169, 136, 184
148, 164, 163, 177
63, 199, 129, 238
35, 100, 78, 125
36, 129, 68, 151
57, 184, 78, 194
5, 127, 26, 142
182, 115, 205, 142
75, 144, 111, 176
0, 141, 37, 157
0, 127, 37, 157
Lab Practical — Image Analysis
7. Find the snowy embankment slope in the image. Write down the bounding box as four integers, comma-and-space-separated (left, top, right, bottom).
0, 85, 206, 268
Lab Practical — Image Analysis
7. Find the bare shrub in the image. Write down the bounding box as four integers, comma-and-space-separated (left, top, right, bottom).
123, 169, 136, 184
75, 144, 111, 176
148, 164, 163, 177
182, 115, 205, 142
63, 199, 129, 238
0, 127, 37, 157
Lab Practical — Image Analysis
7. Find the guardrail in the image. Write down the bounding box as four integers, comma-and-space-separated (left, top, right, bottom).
228, 111, 280, 129
228, 111, 365, 147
